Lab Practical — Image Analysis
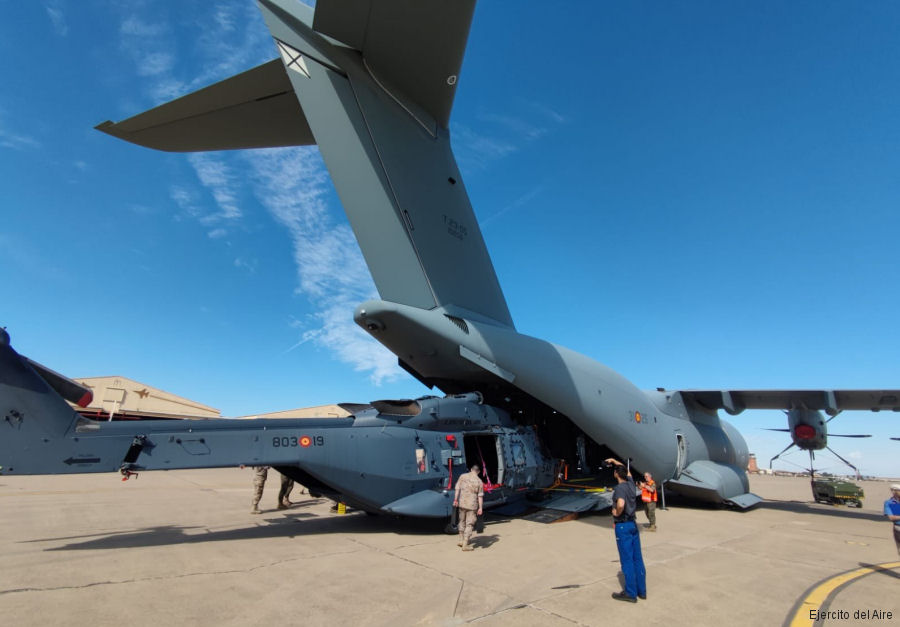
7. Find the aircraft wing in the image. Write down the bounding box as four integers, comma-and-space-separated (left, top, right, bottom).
678, 389, 900, 417
95, 59, 313, 152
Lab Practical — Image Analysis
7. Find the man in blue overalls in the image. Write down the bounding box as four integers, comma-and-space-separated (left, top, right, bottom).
606, 458, 647, 603
885, 484, 900, 556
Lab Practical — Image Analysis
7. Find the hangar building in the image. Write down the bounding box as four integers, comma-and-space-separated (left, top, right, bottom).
68, 376, 350, 421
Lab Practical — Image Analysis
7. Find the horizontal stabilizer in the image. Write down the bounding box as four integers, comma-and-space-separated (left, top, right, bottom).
312, 0, 476, 129
96, 60, 313, 152
1, 328, 92, 408
25, 357, 93, 407
337, 402, 374, 416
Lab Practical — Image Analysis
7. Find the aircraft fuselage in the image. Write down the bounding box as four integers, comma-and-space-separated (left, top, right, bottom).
355, 299, 754, 506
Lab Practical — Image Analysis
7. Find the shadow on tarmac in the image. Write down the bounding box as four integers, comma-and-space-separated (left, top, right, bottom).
659, 491, 887, 523
756, 499, 887, 523
32, 502, 516, 551
469, 534, 499, 549
858, 562, 900, 581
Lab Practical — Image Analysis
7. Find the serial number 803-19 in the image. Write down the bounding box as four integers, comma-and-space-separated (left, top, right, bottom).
272, 435, 324, 448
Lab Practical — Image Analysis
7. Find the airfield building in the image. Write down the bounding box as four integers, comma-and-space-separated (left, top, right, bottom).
67, 376, 350, 421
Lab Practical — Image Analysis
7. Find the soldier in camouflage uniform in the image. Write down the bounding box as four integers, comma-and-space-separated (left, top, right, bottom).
250, 466, 269, 514
453, 463, 484, 551
250, 466, 297, 513
277, 473, 295, 509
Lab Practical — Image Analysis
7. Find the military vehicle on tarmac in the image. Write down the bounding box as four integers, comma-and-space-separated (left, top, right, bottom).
811, 477, 864, 507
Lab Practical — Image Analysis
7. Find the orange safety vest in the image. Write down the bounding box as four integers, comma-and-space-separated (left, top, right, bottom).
641, 480, 657, 503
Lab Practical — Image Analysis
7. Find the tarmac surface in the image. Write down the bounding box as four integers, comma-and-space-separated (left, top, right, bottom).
1, 470, 897, 626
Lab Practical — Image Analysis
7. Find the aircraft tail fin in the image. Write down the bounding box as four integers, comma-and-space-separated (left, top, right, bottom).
257, 0, 514, 326
98, 0, 514, 328
0, 329, 83, 452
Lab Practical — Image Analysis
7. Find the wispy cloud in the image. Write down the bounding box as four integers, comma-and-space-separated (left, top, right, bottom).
453, 125, 517, 171
45, 0, 68, 36
113, 1, 401, 384
244, 148, 402, 384
478, 112, 549, 142
0, 110, 40, 151
234, 256, 258, 273
453, 103, 566, 172
0, 128, 40, 151
480, 184, 546, 229
187, 153, 242, 220
169, 185, 203, 219
119, 15, 166, 38
138, 52, 175, 78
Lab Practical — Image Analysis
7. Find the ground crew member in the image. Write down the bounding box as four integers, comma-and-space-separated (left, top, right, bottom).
885, 484, 900, 555
250, 466, 269, 514
453, 462, 484, 551
278, 473, 295, 510
249, 466, 296, 514
606, 458, 647, 603
640, 472, 658, 531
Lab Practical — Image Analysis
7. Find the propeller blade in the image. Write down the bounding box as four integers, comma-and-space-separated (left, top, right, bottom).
763, 428, 791, 432
828, 434, 872, 438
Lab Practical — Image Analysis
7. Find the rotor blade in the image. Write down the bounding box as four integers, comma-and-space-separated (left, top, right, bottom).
825, 446, 861, 479
769, 441, 796, 467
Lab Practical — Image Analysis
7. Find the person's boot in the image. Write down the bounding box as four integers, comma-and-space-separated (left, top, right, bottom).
250, 505, 262, 514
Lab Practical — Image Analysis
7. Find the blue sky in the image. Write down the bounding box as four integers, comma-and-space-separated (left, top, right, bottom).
1, 1, 898, 478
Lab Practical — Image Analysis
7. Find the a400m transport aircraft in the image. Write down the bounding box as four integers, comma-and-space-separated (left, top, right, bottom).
1, 0, 898, 518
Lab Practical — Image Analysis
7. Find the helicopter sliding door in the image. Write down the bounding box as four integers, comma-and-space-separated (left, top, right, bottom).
462, 434, 502, 487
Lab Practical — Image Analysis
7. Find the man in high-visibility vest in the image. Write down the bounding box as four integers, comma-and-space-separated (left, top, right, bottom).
640, 472, 658, 531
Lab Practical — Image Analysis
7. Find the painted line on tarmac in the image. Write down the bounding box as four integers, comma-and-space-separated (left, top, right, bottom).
784, 561, 900, 627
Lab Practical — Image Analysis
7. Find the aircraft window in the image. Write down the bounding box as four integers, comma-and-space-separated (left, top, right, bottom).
415, 446, 426, 474
511, 441, 526, 466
